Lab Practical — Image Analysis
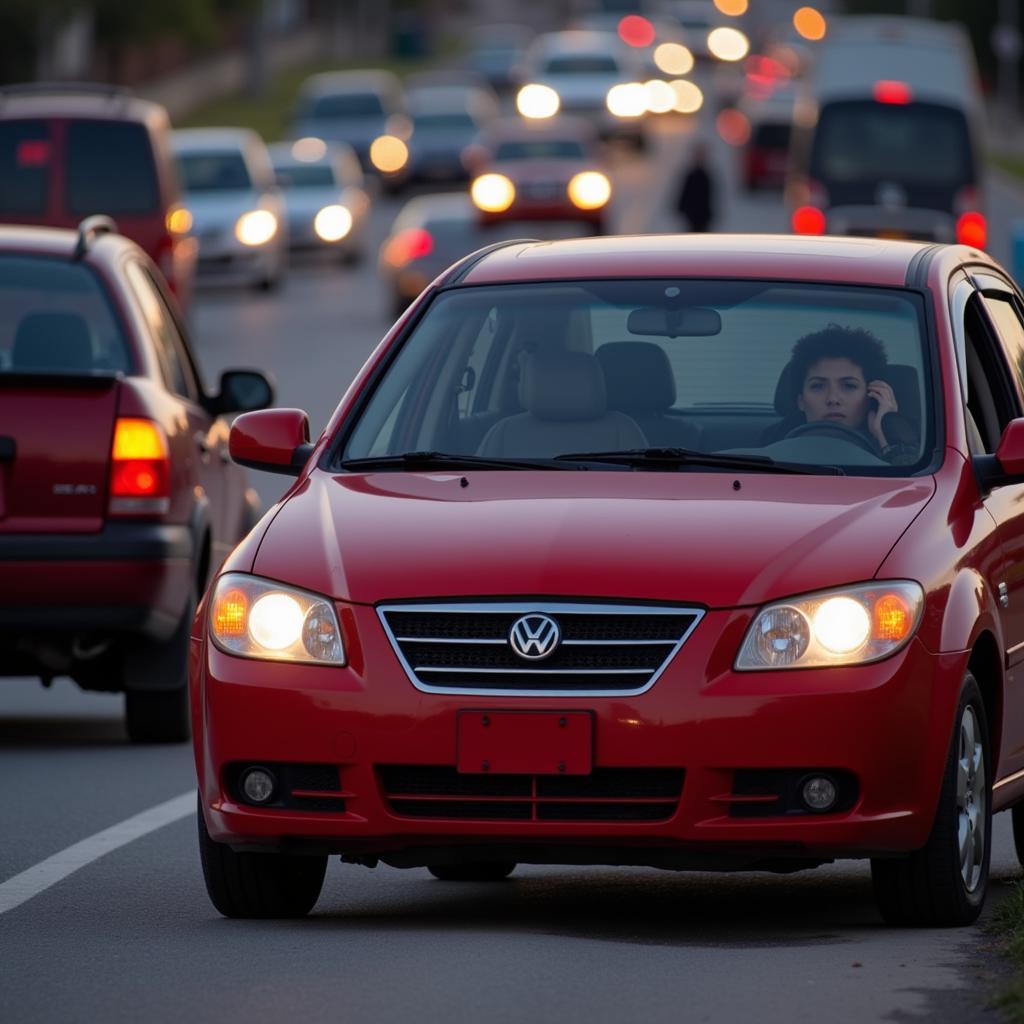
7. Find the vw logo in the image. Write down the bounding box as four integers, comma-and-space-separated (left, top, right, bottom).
508, 614, 561, 661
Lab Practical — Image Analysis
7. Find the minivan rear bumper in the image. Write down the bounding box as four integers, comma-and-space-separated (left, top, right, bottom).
826, 205, 957, 242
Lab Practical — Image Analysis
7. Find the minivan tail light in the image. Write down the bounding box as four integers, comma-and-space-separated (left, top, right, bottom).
956, 211, 987, 249
873, 80, 912, 105
109, 418, 171, 515
792, 206, 826, 235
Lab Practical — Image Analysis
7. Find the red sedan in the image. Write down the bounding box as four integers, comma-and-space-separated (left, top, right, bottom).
195, 233, 1024, 926
467, 117, 612, 232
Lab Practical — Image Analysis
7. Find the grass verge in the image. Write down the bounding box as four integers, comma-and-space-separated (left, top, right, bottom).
991, 153, 1024, 183
987, 882, 1024, 1022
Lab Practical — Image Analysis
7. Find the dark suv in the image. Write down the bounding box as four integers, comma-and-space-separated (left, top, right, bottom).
0, 83, 197, 309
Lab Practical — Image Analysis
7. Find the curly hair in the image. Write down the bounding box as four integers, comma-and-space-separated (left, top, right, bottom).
790, 324, 888, 390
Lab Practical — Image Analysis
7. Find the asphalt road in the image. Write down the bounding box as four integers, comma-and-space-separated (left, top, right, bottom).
4, 93, 1024, 1023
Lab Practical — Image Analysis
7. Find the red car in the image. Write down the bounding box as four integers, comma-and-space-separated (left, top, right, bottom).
0, 219, 272, 742
196, 233, 1024, 926
0, 83, 198, 308
467, 117, 611, 233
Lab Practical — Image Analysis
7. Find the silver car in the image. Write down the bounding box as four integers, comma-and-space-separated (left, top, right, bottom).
269, 139, 371, 263
172, 127, 288, 291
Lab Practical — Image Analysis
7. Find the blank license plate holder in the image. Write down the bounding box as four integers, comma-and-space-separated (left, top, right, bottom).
457, 710, 593, 775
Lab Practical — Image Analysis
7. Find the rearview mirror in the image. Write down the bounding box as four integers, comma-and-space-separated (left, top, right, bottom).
627, 306, 722, 338
229, 408, 314, 476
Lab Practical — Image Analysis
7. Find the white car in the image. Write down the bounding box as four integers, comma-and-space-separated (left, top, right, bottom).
519, 30, 648, 146
172, 127, 288, 291
269, 139, 370, 264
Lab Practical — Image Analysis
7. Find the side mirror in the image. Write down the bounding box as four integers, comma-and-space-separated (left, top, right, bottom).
973, 418, 1024, 491
213, 369, 274, 415
229, 408, 314, 476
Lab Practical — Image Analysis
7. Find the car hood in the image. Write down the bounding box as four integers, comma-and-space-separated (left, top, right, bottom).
494, 158, 590, 181
291, 118, 386, 149
253, 470, 936, 608
542, 74, 623, 102
185, 190, 268, 231
282, 188, 343, 218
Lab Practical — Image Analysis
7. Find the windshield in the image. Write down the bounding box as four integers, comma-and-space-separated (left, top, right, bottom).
494, 139, 586, 160
811, 100, 973, 186
307, 93, 385, 119
341, 280, 932, 474
177, 151, 252, 192
543, 55, 620, 74
275, 164, 335, 188
413, 112, 477, 132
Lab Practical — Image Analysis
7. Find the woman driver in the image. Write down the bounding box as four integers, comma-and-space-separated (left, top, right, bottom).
789, 324, 918, 465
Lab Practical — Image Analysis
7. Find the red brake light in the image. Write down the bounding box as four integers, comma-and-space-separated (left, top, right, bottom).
792, 206, 826, 235
956, 211, 987, 249
17, 139, 51, 167
618, 15, 655, 48
873, 80, 912, 105
385, 228, 434, 267
110, 418, 171, 515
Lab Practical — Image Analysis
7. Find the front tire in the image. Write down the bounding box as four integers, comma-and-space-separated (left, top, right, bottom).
428, 862, 516, 882
197, 795, 327, 918
871, 672, 991, 926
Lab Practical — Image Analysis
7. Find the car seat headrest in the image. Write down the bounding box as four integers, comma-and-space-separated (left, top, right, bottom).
12, 312, 93, 372
596, 342, 676, 411
522, 350, 607, 422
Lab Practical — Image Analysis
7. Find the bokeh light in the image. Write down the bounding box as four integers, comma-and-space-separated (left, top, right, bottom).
607, 82, 648, 118
517, 83, 560, 119
671, 80, 704, 114
793, 7, 828, 41
369, 135, 408, 173
707, 27, 750, 62
714, 0, 748, 15
654, 42, 695, 76
618, 15, 656, 48
291, 137, 327, 162
716, 107, 751, 145
644, 79, 677, 114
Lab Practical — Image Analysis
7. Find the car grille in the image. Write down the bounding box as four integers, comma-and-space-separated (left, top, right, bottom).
377, 601, 703, 695
379, 765, 684, 821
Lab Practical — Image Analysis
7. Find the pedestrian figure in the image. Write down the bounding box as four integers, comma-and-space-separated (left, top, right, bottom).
676, 141, 715, 233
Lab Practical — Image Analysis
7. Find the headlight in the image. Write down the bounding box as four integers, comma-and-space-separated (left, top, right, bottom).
516, 84, 560, 119
606, 82, 647, 118
471, 173, 515, 213
209, 573, 345, 665
235, 210, 278, 246
735, 581, 923, 671
314, 204, 353, 242
567, 171, 611, 210
369, 135, 408, 173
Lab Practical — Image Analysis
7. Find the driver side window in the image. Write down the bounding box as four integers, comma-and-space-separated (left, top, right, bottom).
963, 296, 1019, 454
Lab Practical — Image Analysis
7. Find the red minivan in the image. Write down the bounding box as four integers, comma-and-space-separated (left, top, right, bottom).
0, 84, 197, 308
195, 233, 1024, 926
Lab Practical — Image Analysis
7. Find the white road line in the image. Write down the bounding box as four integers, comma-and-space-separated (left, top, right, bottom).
0, 790, 195, 916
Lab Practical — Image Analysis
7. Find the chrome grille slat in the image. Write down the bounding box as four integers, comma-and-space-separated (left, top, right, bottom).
378, 601, 704, 697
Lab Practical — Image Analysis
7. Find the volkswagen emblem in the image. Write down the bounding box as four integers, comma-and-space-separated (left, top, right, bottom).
508, 613, 561, 661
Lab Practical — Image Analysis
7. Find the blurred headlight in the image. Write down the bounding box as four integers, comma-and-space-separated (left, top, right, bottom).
291, 136, 327, 162
370, 135, 408, 173
708, 27, 750, 62
670, 79, 704, 113
210, 573, 345, 665
567, 171, 611, 210
165, 206, 192, 235
235, 209, 278, 246
644, 79, 676, 114
735, 581, 923, 671
517, 84, 560, 119
654, 43, 694, 76
471, 173, 515, 213
314, 204, 353, 242
606, 82, 647, 118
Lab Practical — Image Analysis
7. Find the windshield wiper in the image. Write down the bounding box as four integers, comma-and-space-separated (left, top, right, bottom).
553, 447, 844, 475
340, 450, 578, 472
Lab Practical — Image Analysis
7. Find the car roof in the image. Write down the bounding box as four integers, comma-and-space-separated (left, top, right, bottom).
0, 85, 168, 126
299, 70, 401, 97
456, 234, 938, 288
171, 127, 264, 151
0, 222, 140, 263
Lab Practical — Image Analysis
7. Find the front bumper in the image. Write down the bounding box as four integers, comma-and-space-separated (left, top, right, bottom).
194, 604, 962, 867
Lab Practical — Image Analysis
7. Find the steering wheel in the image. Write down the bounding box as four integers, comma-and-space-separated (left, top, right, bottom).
784, 420, 878, 454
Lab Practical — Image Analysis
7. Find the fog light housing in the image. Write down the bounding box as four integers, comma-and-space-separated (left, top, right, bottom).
240, 767, 276, 805
801, 775, 837, 812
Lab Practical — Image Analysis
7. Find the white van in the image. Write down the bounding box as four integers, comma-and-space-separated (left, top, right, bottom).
786, 16, 986, 247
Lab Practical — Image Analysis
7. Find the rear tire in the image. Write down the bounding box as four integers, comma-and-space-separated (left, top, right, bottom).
123, 589, 196, 744
197, 795, 327, 918
428, 862, 516, 882
870, 672, 991, 926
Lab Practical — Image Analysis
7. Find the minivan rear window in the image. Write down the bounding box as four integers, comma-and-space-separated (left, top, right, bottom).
66, 120, 159, 215
811, 100, 972, 186
308, 93, 385, 119
0, 120, 51, 215
177, 151, 252, 192
0, 255, 131, 374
